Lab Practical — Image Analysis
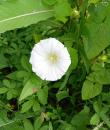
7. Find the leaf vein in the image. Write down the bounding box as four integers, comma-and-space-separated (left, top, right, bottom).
0, 9, 53, 23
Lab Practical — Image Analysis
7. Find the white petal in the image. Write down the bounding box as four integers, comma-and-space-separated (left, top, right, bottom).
29, 38, 71, 81
60, 48, 71, 60
45, 65, 63, 81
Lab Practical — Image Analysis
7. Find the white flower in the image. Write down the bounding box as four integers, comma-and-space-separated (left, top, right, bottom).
29, 38, 71, 81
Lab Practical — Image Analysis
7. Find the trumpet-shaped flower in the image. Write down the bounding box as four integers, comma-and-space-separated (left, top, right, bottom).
29, 38, 71, 81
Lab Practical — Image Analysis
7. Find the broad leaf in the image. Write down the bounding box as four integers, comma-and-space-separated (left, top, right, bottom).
93, 69, 110, 85
23, 119, 34, 130
87, 64, 110, 85
19, 75, 42, 101
37, 86, 48, 105
6, 71, 28, 81
83, 4, 110, 59
71, 106, 90, 130
39, 125, 49, 130
21, 56, 31, 72
82, 80, 102, 100
42, 0, 57, 6
21, 100, 33, 113
0, 0, 53, 33
56, 90, 69, 102
0, 53, 8, 69
90, 114, 100, 125
34, 117, 43, 130
54, 0, 72, 22
0, 87, 8, 94
32, 101, 40, 112
0, 111, 24, 130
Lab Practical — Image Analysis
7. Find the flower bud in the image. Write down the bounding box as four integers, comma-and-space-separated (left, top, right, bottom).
99, 55, 108, 62
71, 8, 80, 19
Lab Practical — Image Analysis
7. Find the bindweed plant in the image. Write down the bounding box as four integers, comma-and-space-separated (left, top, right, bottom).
0, 0, 110, 130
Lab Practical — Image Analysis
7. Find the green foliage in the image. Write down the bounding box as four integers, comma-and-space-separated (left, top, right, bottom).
90, 68, 110, 84
21, 99, 33, 113
42, 0, 57, 6
0, 0, 53, 33
69, 47, 78, 70
54, 0, 72, 22
71, 106, 90, 130
37, 86, 48, 105
32, 100, 40, 112
82, 80, 102, 100
56, 90, 69, 102
23, 119, 34, 130
90, 113, 100, 125
19, 75, 42, 101
0, 53, 8, 69
0, 0, 110, 130
21, 56, 31, 72
34, 117, 43, 130
49, 122, 53, 130
83, 3, 110, 59
0, 87, 8, 94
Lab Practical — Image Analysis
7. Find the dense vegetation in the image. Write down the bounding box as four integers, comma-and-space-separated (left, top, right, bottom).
0, 0, 110, 130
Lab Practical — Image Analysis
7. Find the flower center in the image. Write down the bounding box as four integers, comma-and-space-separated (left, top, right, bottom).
49, 53, 58, 63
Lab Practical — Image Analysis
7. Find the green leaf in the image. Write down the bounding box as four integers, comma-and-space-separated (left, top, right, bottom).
87, 64, 110, 85
7, 90, 14, 100
84, 22, 110, 59
94, 69, 110, 85
90, 114, 100, 125
99, 107, 110, 128
0, 0, 53, 33
42, 0, 56, 6
68, 47, 78, 70
59, 48, 78, 90
54, 0, 72, 22
19, 75, 42, 101
3, 79, 10, 87
102, 92, 110, 104
87, 3, 108, 23
37, 86, 48, 105
83, 4, 110, 59
93, 101, 101, 114
0, 53, 8, 69
6, 71, 21, 81
82, 80, 102, 100
21, 56, 31, 72
59, 33, 75, 48
21, 100, 33, 113
23, 119, 34, 130
34, 117, 43, 130
0, 87, 8, 94
56, 90, 69, 102
16, 71, 29, 79
0, 123, 24, 130
49, 122, 53, 130
32, 101, 41, 112
39, 125, 49, 130
58, 122, 76, 130
71, 106, 90, 130
79, 43, 90, 73
6, 71, 29, 81
89, 0, 100, 4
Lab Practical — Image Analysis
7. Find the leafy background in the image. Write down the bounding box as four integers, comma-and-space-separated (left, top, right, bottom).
0, 0, 110, 130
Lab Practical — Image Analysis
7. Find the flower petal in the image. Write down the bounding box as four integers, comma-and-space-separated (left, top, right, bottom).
29, 38, 71, 81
